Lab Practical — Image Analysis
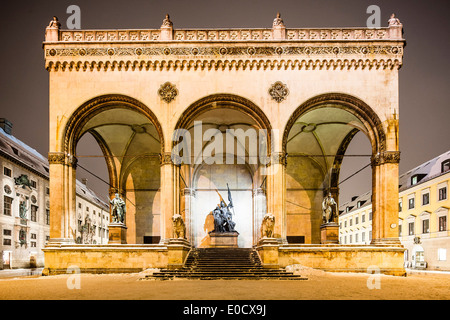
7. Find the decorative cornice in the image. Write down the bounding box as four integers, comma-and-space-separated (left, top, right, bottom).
371, 151, 401, 166
45, 44, 403, 58
45, 57, 403, 72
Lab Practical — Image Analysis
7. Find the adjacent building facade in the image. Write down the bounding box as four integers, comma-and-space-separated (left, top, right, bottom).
340, 150, 450, 270
0, 119, 109, 269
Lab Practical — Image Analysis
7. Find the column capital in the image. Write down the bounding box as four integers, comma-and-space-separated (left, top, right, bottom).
48, 152, 78, 168
265, 152, 288, 167
371, 151, 400, 167
159, 152, 182, 166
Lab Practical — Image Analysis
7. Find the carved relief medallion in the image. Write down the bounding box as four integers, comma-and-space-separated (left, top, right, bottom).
269, 81, 289, 103
158, 82, 178, 103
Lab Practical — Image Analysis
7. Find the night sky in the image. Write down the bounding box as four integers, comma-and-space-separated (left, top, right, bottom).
0, 0, 449, 202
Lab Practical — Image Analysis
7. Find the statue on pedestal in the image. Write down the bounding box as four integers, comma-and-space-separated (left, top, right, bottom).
48, 16, 61, 28
388, 13, 402, 26
110, 193, 126, 224
322, 193, 337, 224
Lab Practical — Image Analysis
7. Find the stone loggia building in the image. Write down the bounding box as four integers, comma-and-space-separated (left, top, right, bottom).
42, 13, 406, 275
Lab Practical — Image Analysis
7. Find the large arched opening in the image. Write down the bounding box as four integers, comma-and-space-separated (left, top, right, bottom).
173, 94, 272, 247
283, 93, 386, 244
62, 95, 164, 244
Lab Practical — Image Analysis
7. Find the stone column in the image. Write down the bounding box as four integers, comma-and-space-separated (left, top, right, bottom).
371, 151, 401, 245
253, 188, 266, 244
159, 152, 176, 245
181, 188, 196, 244
48, 152, 76, 244
265, 152, 287, 243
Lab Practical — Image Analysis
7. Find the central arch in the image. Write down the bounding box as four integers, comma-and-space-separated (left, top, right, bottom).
173, 94, 273, 247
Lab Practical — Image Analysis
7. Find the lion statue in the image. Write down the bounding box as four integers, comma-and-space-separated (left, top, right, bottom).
172, 213, 186, 239
261, 212, 275, 238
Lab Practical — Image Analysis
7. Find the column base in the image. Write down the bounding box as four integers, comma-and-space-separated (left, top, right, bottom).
108, 223, 127, 244
167, 238, 191, 269
320, 222, 339, 244
256, 238, 280, 269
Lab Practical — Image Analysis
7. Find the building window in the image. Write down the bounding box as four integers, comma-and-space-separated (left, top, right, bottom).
349, 219, 352, 226
355, 216, 359, 225
3, 229, 11, 236
438, 187, 447, 201
439, 216, 447, 232
3, 196, 13, 216
31, 233, 37, 240
399, 224, 402, 237
78, 203, 82, 209
369, 231, 372, 241
355, 233, 359, 243
442, 159, 450, 173
422, 219, 430, 234
3, 239, 11, 246
344, 221, 347, 228
422, 193, 430, 206
362, 232, 365, 242
408, 222, 415, 235
362, 214, 365, 223
46, 187, 50, 195
411, 175, 418, 185
31, 180, 37, 189
369, 212, 372, 220
399, 200, 402, 212
408, 198, 415, 209
31, 205, 38, 222
86, 206, 89, 212
3, 167, 12, 177
45, 210, 50, 225
349, 235, 352, 243
31, 242, 36, 247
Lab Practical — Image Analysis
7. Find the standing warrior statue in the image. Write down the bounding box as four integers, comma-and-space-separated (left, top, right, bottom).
322, 193, 337, 224
110, 193, 126, 224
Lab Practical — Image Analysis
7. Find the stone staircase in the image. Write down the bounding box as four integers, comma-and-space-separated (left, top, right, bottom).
148, 248, 307, 280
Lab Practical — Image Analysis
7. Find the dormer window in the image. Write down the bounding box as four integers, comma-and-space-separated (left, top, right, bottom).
442, 159, 450, 173
411, 174, 426, 186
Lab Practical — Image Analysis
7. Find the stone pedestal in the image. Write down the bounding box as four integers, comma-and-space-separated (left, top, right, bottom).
209, 231, 239, 248
108, 223, 127, 244
320, 222, 339, 244
256, 238, 280, 269
167, 238, 191, 269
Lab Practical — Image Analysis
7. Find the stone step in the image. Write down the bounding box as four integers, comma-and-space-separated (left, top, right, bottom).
147, 247, 307, 281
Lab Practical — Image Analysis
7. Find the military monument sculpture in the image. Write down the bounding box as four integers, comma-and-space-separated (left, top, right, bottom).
209, 184, 239, 247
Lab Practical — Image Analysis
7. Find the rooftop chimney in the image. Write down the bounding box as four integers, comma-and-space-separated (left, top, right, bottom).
0, 118, 13, 135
